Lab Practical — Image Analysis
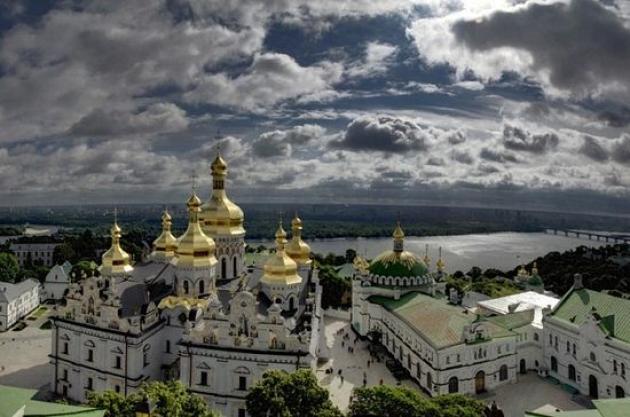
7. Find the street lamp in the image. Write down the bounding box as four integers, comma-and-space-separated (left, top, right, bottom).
135, 395, 156, 417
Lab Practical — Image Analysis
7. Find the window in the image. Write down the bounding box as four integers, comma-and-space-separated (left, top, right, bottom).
426, 372, 432, 391
554, 336, 558, 348
572, 344, 576, 355
590, 352, 596, 362
534, 333, 539, 341
199, 280, 205, 295
622, 363, 626, 378
238, 409, 246, 417
62, 342, 68, 355
166, 340, 171, 353
568, 364, 576, 381
233, 257, 238, 277
448, 377, 459, 393
114, 356, 121, 369
549, 334, 553, 345
221, 258, 227, 279
238, 376, 247, 391
87, 349, 93, 362
143, 352, 149, 367
86, 377, 93, 390
416, 362, 421, 378
566, 341, 570, 352
498, 346, 502, 354
183, 281, 189, 294
551, 356, 558, 373
499, 365, 508, 381
200, 371, 208, 386
457, 354, 461, 362
62, 369, 68, 381
114, 385, 121, 393
614, 360, 618, 373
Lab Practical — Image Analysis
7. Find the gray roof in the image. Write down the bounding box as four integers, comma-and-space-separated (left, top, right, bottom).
0, 279, 39, 303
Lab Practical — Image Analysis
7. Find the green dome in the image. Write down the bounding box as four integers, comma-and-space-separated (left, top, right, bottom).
368, 250, 428, 278
528, 275, 543, 286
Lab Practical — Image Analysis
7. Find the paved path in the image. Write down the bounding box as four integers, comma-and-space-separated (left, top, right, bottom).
317, 317, 420, 412
0, 307, 52, 393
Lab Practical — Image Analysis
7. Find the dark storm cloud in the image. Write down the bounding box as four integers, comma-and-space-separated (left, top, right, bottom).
331, 116, 432, 153
579, 136, 609, 162
479, 147, 519, 164
612, 135, 630, 165
598, 107, 630, 128
251, 124, 326, 158
451, 0, 630, 96
502, 124, 559, 154
450, 149, 473, 164
447, 131, 466, 145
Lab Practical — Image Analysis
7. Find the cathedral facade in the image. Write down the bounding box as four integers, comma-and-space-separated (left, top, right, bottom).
49, 154, 325, 417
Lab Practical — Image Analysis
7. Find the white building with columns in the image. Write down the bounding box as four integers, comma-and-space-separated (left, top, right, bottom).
49, 154, 324, 417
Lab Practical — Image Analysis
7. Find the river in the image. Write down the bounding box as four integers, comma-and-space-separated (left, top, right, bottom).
255, 232, 609, 273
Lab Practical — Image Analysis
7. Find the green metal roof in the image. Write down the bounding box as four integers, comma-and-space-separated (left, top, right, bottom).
551, 289, 630, 343
368, 251, 428, 278
0, 385, 35, 417
486, 310, 535, 330
0, 385, 105, 417
369, 292, 516, 349
593, 398, 630, 417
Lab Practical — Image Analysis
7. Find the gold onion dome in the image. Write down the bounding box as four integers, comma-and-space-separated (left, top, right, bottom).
101, 219, 133, 276
436, 247, 446, 272
286, 213, 311, 265
261, 221, 302, 285
173, 191, 217, 268
200, 153, 245, 236
153, 209, 178, 254
368, 222, 428, 278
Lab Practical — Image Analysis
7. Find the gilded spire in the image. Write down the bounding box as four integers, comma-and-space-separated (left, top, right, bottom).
286, 212, 312, 265
422, 243, 431, 265
436, 246, 445, 272
173, 191, 217, 268
152, 208, 178, 262
261, 219, 301, 286
200, 150, 245, 236
393, 221, 404, 253
101, 213, 133, 276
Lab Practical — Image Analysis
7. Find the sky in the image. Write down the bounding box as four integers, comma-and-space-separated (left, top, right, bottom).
1, 0, 630, 214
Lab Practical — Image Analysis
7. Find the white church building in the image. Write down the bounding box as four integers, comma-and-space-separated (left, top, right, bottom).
49, 154, 325, 417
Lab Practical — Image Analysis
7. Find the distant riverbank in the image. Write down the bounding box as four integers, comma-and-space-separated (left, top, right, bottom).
251, 232, 609, 273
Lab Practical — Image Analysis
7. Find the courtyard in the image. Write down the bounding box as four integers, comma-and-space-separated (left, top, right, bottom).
317, 317, 589, 417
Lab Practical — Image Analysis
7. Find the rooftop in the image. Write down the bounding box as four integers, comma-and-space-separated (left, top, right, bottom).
526, 398, 630, 417
0, 385, 104, 417
478, 291, 559, 315
551, 289, 630, 344
0, 279, 39, 303
369, 291, 517, 349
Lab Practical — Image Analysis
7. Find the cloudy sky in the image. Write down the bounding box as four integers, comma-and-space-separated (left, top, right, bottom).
1, 0, 630, 213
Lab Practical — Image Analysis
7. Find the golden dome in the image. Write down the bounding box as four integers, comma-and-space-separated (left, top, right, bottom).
436, 246, 446, 272
286, 213, 311, 265
200, 153, 245, 236
101, 220, 133, 276
173, 191, 218, 268
152, 209, 178, 257
261, 222, 302, 286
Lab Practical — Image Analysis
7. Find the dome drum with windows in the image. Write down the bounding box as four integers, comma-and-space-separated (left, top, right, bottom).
366, 222, 430, 285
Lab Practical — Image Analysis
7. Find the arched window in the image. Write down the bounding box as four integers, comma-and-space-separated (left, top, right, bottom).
448, 377, 458, 393
568, 364, 576, 381
221, 258, 227, 279
416, 362, 421, 378
499, 365, 508, 381
183, 280, 189, 294
551, 356, 558, 373
616, 385, 625, 398
426, 372, 432, 391
622, 363, 626, 377
590, 352, 596, 362
233, 256, 237, 278
199, 280, 205, 295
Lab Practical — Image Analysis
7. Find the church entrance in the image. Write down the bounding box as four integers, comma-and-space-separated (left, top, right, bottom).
520, 359, 526, 374
475, 371, 486, 394
589, 375, 598, 399
616, 385, 625, 398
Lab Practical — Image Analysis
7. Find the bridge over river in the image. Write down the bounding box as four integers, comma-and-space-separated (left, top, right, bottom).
545, 229, 630, 244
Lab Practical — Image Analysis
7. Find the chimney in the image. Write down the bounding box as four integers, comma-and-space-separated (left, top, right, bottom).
573, 273, 583, 290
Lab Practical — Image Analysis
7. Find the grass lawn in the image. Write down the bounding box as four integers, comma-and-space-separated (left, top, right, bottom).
29, 306, 48, 319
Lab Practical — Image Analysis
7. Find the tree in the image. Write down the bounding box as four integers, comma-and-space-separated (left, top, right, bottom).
318, 265, 351, 309
246, 369, 342, 417
348, 386, 485, 417
348, 385, 437, 417
88, 380, 219, 417
53, 243, 76, 265
345, 248, 357, 263
0, 252, 19, 283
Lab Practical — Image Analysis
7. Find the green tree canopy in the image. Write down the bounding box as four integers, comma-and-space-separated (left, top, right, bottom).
88, 380, 219, 417
246, 369, 342, 417
348, 386, 485, 417
0, 252, 19, 283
